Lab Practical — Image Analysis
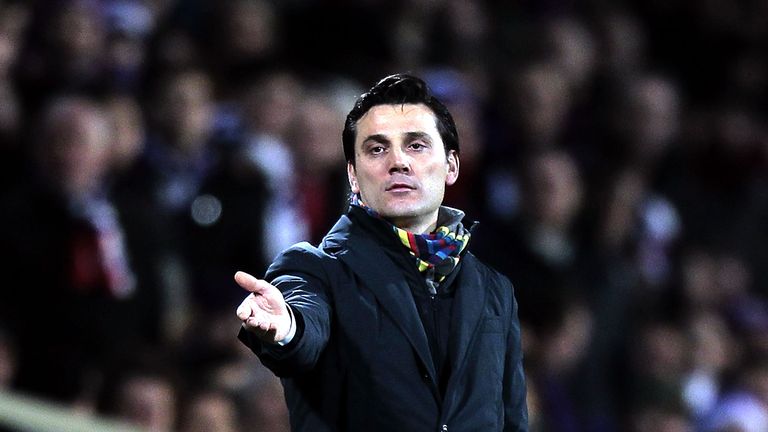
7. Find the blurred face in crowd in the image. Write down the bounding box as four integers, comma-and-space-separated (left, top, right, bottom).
290, 95, 345, 173
106, 95, 145, 170
38, 98, 112, 197
158, 71, 214, 153
117, 375, 176, 432
689, 311, 738, 372
510, 63, 570, 146
347, 103, 459, 233
621, 76, 680, 157
180, 392, 237, 432
636, 323, 689, 380
243, 72, 302, 137
221, 0, 276, 60
602, 11, 646, 74
243, 375, 290, 432
446, 99, 480, 166
0, 33, 17, 76
50, 1, 105, 62
545, 17, 597, 89
525, 150, 582, 228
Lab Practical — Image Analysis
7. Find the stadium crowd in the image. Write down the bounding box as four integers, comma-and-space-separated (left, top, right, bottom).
1, 0, 768, 431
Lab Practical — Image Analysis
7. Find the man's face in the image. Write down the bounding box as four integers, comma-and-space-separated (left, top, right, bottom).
347, 103, 459, 232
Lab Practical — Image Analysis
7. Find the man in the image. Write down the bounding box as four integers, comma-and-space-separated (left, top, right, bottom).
236, 73, 528, 431
1, 96, 163, 402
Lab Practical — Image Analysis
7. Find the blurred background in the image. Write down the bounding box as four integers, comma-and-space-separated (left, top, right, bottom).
1, 0, 767, 431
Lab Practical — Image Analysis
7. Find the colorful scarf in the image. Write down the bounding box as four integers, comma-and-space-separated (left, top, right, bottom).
351, 196, 470, 284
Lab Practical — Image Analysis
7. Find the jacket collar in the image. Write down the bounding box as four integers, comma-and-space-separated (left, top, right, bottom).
322, 204, 476, 251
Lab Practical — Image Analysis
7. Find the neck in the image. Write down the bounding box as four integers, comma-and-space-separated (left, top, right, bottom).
388, 212, 439, 234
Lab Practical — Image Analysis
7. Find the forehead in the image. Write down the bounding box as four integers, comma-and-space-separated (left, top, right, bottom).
356, 104, 439, 143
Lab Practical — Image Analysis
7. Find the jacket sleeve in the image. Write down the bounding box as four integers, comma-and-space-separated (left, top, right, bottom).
504, 279, 529, 431
238, 242, 332, 377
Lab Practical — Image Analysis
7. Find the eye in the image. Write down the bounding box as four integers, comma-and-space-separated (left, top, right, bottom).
369, 145, 385, 155
408, 142, 427, 151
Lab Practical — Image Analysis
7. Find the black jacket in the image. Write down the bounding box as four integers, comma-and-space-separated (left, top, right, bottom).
239, 206, 528, 431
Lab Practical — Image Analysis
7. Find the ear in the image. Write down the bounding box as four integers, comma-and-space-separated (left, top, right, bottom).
445, 150, 459, 186
347, 162, 360, 194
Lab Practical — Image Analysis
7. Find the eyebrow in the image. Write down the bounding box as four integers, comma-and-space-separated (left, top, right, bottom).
362, 134, 390, 145
361, 131, 434, 145
404, 131, 433, 144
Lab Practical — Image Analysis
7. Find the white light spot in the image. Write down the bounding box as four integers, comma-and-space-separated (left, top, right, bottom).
191, 194, 222, 226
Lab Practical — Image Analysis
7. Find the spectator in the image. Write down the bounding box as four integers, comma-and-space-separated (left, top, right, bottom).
115, 373, 177, 432
0, 2, 30, 193
0, 96, 163, 403
103, 93, 146, 175
476, 149, 586, 333
115, 67, 270, 318
287, 87, 352, 244
98, 353, 179, 432
178, 388, 239, 432
15, 0, 109, 115
237, 70, 308, 260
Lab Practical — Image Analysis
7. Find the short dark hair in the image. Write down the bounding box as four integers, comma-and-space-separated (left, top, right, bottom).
342, 73, 459, 164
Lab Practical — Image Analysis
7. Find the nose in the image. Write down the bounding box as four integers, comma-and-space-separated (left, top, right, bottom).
388, 146, 410, 174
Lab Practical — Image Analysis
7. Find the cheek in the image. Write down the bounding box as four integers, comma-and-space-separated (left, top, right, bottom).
356, 165, 380, 187
426, 164, 450, 185
352, 171, 376, 198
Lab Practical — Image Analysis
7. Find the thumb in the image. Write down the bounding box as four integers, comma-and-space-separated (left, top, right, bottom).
234, 271, 271, 294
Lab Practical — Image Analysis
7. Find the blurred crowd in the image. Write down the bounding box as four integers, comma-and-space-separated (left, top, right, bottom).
1, 0, 768, 431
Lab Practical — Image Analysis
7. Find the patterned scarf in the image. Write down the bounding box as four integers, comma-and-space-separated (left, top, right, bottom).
351, 195, 470, 285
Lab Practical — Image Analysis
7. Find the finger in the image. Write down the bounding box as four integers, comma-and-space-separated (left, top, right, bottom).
234, 271, 272, 294
246, 312, 270, 331
236, 300, 253, 321
245, 315, 260, 329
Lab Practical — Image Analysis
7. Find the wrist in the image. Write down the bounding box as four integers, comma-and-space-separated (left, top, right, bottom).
276, 304, 296, 346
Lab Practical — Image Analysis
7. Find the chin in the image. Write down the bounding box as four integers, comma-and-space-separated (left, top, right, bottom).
378, 205, 424, 221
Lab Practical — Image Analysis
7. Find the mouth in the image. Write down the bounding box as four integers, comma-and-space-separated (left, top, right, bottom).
385, 183, 416, 193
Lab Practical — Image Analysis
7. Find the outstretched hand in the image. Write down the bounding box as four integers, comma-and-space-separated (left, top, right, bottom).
235, 271, 292, 344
